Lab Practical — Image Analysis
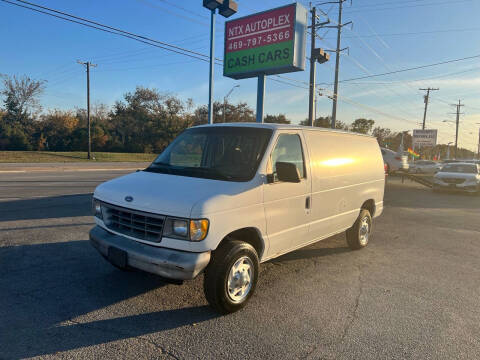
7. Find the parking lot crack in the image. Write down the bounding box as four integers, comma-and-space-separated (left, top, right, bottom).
57, 317, 180, 359
340, 264, 363, 343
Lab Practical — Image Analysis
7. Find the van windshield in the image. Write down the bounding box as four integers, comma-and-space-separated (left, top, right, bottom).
145, 126, 273, 181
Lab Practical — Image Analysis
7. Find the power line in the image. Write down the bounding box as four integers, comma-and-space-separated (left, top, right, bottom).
325, 27, 480, 39
1, 0, 221, 63
344, 0, 472, 13
272, 75, 419, 126
316, 54, 480, 84
154, 0, 209, 20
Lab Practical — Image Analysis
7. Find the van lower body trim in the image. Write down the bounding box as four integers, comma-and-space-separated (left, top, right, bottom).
89, 226, 211, 280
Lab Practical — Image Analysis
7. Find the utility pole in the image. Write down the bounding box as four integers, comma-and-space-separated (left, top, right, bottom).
308, 6, 317, 127
308, 6, 330, 126
330, 0, 348, 129
77, 60, 97, 160
419, 87, 439, 130
450, 100, 464, 159
208, 9, 215, 125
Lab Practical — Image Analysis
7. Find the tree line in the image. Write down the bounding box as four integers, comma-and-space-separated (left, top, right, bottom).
0, 74, 475, 159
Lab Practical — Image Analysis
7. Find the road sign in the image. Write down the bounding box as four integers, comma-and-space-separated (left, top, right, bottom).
223, 3, 307, 79
413, 129, 438, 147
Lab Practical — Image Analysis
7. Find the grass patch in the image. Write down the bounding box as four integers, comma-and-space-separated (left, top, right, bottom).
0, 151, 157, 163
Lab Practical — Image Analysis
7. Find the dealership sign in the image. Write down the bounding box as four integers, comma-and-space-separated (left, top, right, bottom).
223, 3, 307, 79
413, 129, 438, 147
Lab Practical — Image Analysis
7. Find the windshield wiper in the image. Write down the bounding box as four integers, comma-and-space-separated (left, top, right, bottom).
145, 162, 173, 174
193, 167, 233, 181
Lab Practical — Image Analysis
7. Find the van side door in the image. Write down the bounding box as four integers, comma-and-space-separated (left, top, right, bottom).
263, 132, 311, 258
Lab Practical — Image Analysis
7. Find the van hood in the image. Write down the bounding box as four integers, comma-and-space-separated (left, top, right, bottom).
94, 170, 259, 218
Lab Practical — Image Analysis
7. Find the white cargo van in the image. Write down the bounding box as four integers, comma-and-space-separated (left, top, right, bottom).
90, 123, 385, 313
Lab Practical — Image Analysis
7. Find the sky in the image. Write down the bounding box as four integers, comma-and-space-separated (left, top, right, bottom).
1, 0, 480, 152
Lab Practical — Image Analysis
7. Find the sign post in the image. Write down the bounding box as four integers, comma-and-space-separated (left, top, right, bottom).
256, 74, 266, 123
224, 3, 307, 122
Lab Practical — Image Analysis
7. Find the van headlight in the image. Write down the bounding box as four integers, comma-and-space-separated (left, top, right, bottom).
163, 218, 189, 239
163, 217, 209, 241
189, 219, 209, 241
92, 199, 103, 219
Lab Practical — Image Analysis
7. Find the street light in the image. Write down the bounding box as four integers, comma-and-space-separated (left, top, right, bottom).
219, 0, 238, 17
203, 0, 238, 125
223, 85, 239, 123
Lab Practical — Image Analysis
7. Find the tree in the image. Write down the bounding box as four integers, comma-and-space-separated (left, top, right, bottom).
109, 87, 192, 153
193, 101, 255, 125
1, 74, 45, 124
372, 126, 392, 147
350, 118, 375, 134
299, 116, 348, 130
0, 74, 46, 150
264, 114, 290, 124
40, 110, 79, 151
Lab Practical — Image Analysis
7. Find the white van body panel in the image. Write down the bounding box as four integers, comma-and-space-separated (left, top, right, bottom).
91, 123, 385, 275
304, 130, 384, 242
262, 130, 312, 258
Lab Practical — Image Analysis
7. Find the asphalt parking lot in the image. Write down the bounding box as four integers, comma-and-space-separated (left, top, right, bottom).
1, 169, 479, 359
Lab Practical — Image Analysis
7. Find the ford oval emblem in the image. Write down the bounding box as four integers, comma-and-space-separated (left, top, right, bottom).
125, 196, 133, 202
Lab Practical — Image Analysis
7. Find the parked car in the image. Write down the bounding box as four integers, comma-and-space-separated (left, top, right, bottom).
89, 123, 385, 313
461, 159, 480, 164
380, 147, 409, 173
433, 162, 480, 193
409, 160, 443, 174
441, 159, 460, 164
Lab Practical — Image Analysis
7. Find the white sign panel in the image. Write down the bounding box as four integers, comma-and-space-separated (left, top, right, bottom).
413, 129, 437, 147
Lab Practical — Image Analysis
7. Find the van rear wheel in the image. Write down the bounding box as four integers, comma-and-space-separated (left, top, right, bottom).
346, 209, 372, 250
203, 240, 259, 314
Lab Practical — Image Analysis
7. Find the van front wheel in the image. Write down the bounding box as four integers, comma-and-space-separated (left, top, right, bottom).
203, 240, 259, 314
346, 209, 372, 250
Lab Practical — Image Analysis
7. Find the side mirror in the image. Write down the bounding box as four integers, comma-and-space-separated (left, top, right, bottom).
276, 162, 301, 183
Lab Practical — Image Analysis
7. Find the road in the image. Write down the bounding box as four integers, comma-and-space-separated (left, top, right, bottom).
1, 170, 479, 359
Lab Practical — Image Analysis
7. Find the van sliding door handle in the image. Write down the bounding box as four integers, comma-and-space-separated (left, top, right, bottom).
305, 196, 311, 209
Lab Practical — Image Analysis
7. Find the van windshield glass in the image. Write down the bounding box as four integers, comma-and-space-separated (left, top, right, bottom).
145, 127, 273, 181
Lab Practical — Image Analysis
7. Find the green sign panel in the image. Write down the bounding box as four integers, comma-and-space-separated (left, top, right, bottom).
224, 3, 307, 80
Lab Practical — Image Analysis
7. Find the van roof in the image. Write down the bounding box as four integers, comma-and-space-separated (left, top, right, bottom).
194, 122, 373, 138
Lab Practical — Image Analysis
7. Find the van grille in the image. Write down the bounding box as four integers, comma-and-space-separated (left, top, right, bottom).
101, 202, 165, 243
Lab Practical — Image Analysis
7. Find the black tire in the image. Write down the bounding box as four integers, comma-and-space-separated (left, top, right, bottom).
204, 240, 259, 314
346, 209, 372, 250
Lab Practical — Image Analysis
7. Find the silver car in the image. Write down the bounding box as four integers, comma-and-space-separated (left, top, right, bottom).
433, 163, 480, 193
381, 148, 409, 174
409, 160, 442, 174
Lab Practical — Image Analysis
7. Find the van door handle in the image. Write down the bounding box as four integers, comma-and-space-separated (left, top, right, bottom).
305, 196, 311, 209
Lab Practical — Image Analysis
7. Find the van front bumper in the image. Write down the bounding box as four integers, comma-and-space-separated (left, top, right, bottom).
89, 226, 211, 280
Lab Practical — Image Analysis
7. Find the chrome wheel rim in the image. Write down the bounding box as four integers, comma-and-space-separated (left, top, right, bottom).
227, 256, 254, 303
359, 217, 370, 246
